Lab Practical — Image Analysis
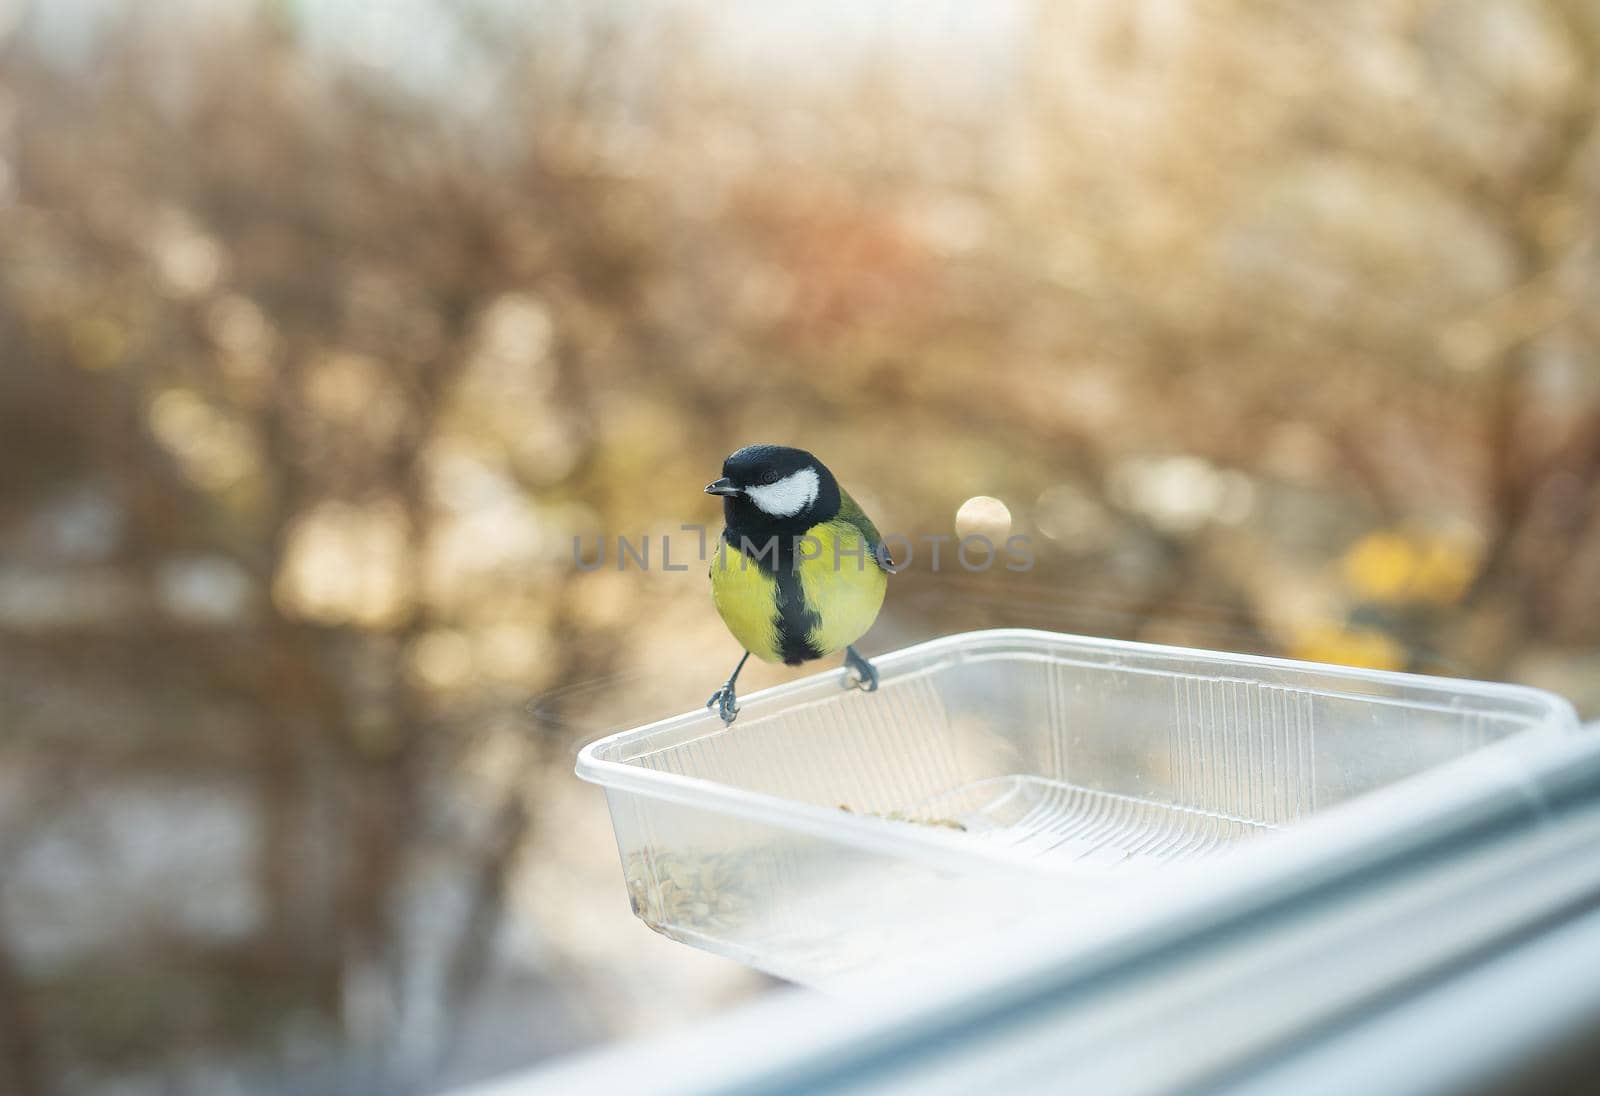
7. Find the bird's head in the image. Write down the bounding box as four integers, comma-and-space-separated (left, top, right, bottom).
706, 445, 841, 532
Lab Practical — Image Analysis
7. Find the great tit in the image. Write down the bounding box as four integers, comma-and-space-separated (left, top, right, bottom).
704, 445, 890, 724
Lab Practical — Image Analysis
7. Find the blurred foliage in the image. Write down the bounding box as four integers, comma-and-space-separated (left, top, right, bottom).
2, 0, 1600, 1091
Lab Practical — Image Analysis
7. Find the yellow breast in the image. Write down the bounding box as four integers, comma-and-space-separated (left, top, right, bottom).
709, 519, 887, 664
709, 541, 784, 663
796, 518, 887, 657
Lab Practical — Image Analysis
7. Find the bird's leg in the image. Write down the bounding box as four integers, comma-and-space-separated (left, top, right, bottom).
843, 645, 879, 693
706, 650, 751, 725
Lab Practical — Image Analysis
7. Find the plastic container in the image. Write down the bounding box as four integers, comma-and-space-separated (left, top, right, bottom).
576, 629, 1578, 987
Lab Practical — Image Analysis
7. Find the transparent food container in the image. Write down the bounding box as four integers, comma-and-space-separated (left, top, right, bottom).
576, 629, 1578, 987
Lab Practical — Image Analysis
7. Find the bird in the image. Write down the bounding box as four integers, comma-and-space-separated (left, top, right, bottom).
704, 445, 891, 724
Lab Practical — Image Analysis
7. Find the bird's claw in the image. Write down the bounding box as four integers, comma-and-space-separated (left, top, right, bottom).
706, 685, 740, 725
848, 667, 879, 692
843, 646, 880, 693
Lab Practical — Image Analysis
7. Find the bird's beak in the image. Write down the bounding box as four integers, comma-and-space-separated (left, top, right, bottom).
705, 477, 741, 497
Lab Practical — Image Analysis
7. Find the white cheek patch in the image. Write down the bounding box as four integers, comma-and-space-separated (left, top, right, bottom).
746, 467, 820, 517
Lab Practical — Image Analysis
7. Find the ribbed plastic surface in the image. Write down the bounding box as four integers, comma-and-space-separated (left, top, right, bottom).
912, 776, 1273, 865
578, 629, 1577, 986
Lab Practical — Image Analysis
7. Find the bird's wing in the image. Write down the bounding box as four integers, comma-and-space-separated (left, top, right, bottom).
837, 488, 896, 574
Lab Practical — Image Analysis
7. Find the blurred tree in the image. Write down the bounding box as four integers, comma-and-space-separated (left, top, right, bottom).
1, 0, 1598, 1090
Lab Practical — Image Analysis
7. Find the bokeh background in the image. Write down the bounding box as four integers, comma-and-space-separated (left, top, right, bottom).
3, 0, 1600, 1092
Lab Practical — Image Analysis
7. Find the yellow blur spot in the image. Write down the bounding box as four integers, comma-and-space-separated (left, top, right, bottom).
303, 352, 381, 420
1289, 624, 1406, 671
146, 388, 261, 490
408, 629, 474, 689
1341, 532, 1412, 601
272, 499, 412, 628
1341, 529, 1478, 607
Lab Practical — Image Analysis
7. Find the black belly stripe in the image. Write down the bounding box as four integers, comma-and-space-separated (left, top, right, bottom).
773, 565, 823, 665
723, 526, 826, 665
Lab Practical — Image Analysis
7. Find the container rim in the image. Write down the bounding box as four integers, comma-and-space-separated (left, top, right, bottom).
572, 628, 1579, 872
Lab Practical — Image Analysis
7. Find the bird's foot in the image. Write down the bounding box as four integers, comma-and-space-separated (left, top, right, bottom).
843, 645, 879, 693
706, 684, 740, 725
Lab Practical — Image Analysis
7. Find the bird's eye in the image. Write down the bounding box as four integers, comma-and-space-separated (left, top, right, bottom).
759, 471, 780, 485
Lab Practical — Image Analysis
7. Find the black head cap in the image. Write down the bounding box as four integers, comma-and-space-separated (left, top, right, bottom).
707, 445, 841, 534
